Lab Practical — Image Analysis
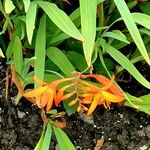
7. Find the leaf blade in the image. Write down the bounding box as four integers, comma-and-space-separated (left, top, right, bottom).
36, 1, 83, 41
103, 42, 150, 89
53, 126, 76, 150
34, 15, 46, 88
26, 1, 37, 44
114, 0, 150, 65
79, 0, 97, 66
46, 47, 75, 77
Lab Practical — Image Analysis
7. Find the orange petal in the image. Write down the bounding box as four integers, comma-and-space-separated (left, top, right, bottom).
96, 93, 104, 105
34, 75, 46, 86
61, 91, 76, 101
79, 80, 99, 91
100, 75, 114, 90
23, 86, 47, 98
101, 91, 124, 102
40, 90, 53, 108
54, 83, 75, 106
68, 98, 78, 106
55, 90, 63, 106
87, 96, 98, 115
103, 100, 111, 109
46, 95, 53, 112
48, 78, 74, 89
36, 96, 42, 108
82, 105, 88, 111
81, 97, 93, 104
78, 86, 98, 93
81, 74, 123, 97
77, 105, 82, 112
78, 93, 94, 98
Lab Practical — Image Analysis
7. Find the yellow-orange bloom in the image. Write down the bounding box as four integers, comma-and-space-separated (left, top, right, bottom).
23, 78, 73, 112
79, 74, 124, 115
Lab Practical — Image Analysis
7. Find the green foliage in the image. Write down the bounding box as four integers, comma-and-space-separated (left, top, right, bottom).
125, 93, 150, 115
0, 0, 150, 149
34, 112, 76, 150
79, 0, 97, 66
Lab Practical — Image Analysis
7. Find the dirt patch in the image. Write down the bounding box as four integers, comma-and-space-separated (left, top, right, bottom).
0, 61, 150, 150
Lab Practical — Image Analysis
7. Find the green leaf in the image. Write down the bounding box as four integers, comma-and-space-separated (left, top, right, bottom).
13, 36, 23, 74
26, 1, 37, 44
34, 123, 47, 150
79, 0, 97, 66
53, 126, 76, 150
41, 123, 52, 150
23, 0, 30, 12
114, 0, 150, 65
49, 32, 69, 46
139, 2, 150, 15
4, 0, 15, 14
46, 47, 75, 77
66, 51, 88, 72
36, 1, 83, 41
6, 23, 21, 59
125, 93, 150, 115
132, 13, 150, 30
102, 42, 150, 89
34, 15, 46, 88
102, 30, 129, 44
0, 48, 4, 58
63, 97, 78, 116
22, 57, 36, 78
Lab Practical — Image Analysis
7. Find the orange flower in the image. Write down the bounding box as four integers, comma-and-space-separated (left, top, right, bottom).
79, 74, 124, 115
80, 74, 123, 97
23, 77, 73, 112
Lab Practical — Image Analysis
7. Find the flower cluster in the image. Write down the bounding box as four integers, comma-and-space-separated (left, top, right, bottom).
23, 73, 124, 115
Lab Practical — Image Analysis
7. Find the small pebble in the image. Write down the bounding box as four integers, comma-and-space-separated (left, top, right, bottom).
17, 110, 26, 119
140, 145, 148, 150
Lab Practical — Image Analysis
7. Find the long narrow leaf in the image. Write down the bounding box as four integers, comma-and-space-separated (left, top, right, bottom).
23, 0, 30, 12
26, 1, 37, 44
34, 15, 46, 88
36, 1, 83, 41
13, 36, 23, 74
46, 47, 75, 77
102, 42, 150, 89
102, 30, 129, 44
53, 126, 76, 150
79, 0, 97, 66
34, 123, 47, 150
0, 47, 4, 57
132, 13, 150, 30
41, 123, 52, 150
125, 93, 150, 115
114, 0, 150, 65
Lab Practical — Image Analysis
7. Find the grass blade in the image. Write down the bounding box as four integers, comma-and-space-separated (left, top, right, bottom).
23, 0, 30, 12
102, 42, 150, 89
4, 0, 15, 14
0, 47, 4, 58
13, 36, 23, 74
36, 1, 83, 41
132, 13, 150, 30
34, 15, 46, 88
41, 123, 52, 150
79, 0, 97, 66
53, 126, 76, 150
34, 123, 47, 150
114, 0, 150, 65
26, 1, 37, 44
125, 93, 150, 115
46, 47, 75, 77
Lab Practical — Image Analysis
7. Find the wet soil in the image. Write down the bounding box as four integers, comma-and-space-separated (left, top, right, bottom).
1, 61, 150, 150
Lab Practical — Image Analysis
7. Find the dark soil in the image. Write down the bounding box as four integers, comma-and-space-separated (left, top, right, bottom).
1, 60, 150, 150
